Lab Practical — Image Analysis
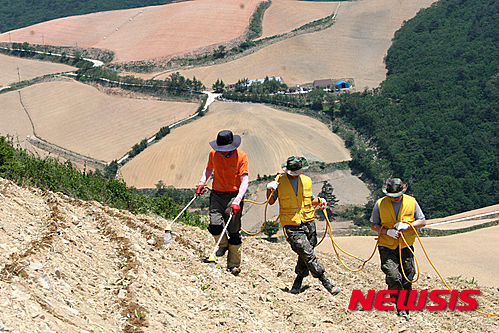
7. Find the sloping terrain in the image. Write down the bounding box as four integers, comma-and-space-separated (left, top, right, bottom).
259, 0, 340, 39
120, 100, 351, 189
1, 177, 498, 332
0, 0, 263, 63
0, 79, 198, 163
175, 0, 436, 89
0, 54, 75, 88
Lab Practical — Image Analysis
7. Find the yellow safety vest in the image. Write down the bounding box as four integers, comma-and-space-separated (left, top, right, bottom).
275, 174, 315, 226
378, 194, 416, 250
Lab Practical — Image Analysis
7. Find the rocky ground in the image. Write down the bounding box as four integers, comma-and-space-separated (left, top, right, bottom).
0, 177, 498, 333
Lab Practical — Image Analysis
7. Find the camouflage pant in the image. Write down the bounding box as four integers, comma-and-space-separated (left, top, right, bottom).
284, 221, 325, 278
379, 246, 416, 308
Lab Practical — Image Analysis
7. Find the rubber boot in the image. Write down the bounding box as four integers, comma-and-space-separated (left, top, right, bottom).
213, 234, 228, 257
290, 275, 303, 294
318, 274, 341, 296
227, 244, 241, 276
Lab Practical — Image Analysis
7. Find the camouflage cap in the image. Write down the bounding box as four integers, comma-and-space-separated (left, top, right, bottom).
282, 156, 309, 176
382, 178, 408, 197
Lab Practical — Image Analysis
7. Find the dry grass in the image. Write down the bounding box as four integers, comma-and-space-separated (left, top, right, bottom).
0, 0, 263, 63
120, 100, 351, 188
8, 80, 198, 162
0, 54, 75, 87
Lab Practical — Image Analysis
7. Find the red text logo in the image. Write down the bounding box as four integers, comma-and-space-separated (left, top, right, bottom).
348, 290, 480, 310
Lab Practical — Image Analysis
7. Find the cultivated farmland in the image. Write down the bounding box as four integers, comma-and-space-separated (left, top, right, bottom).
0, 54, 75, 88
259, 0, 340, 39
174, 0, 436, 89
1, 80, 198, 162
0, 0, 263, 63
120, 101, 351, 189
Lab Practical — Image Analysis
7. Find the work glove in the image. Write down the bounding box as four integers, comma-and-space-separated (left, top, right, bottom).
230, 203, 240, 214
394, 222, 410, 231
195, 184, 205, 196
318, 198, 327, 209
387, 229, 400, 239
386, 229, 400, 239
266, 181, 279, 191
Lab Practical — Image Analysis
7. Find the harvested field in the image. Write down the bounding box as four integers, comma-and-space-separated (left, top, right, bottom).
120, 100, 351, 189
174, 0, 436, 89
0, 90, 33, 140
259, 0, 340, 39
0, 0, 262, 63
4, 80, 198, 162
0, 54, 75, 87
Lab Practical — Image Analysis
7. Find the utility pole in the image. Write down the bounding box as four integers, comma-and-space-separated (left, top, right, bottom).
17, 67, 20, 82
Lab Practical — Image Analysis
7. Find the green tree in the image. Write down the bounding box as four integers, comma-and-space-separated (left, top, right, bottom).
212, 79, 225, 93
263, 221, 280, 240
318, 181, 339, 207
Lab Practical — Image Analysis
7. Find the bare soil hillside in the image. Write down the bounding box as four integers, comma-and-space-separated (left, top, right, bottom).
1, 79, 198, 162
0, 54, 75, 88
120, 100, 351, 189
0, 0, 262, 63
175, 0, 436, 89
1, 177, 498, 332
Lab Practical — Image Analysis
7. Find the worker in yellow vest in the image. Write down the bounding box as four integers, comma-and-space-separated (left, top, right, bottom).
370, 178, 426, 321
266, 156, 340, 296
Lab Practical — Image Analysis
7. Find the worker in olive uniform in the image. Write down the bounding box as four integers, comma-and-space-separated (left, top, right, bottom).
266, 156, 340, 295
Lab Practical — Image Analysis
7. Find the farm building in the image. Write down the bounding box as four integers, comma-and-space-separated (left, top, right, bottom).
335, 80, 350, 89
313, 79, 333, 89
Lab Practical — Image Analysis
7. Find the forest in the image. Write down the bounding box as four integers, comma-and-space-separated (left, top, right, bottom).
0, 0, 176, 33
338, 0, 499, 218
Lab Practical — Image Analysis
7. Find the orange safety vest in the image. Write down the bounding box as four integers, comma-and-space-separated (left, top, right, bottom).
275, 174, 315, 226
378, 194, 416, 250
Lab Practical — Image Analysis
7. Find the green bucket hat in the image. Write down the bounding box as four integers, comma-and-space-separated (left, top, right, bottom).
382, 178, 408, 197
282, 156, 309, 176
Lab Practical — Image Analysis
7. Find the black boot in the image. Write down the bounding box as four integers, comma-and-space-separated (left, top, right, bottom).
290, 276, 303, 294
318, 274, 341, 296
397, 309, 410, 321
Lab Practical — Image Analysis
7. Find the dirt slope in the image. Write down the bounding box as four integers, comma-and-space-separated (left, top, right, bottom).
1, 177, 498, 332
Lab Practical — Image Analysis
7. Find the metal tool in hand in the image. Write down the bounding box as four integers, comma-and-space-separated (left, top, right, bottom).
162, 194, 198, 245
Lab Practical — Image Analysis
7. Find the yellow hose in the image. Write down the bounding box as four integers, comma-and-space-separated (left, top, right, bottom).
218, 186, 498, 316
